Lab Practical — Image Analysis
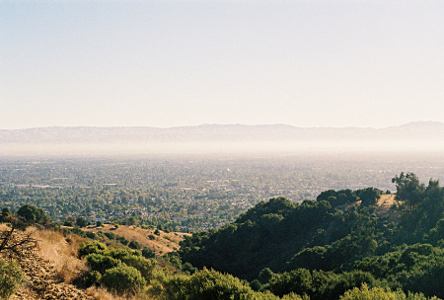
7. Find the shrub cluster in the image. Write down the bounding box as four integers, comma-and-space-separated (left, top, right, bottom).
0, 259, 24, 300
78, 241, 156, 295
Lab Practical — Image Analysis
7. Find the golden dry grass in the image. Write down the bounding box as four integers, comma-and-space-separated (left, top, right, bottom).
375, 194, 399, 222
86, 286, 154, 300
86, 286, 121, 300
33, 227, 88, 283
83, 224, 189, 255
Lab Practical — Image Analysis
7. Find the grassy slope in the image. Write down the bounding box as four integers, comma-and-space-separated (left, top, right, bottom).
82, 224, 189, 255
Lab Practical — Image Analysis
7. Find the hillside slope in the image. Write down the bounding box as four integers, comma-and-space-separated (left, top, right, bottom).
82, 224, 188, 255
1, 225, 94, 300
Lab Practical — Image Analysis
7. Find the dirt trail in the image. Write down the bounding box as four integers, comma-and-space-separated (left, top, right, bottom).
2, 230, 94, 300
9, 251, 93, 300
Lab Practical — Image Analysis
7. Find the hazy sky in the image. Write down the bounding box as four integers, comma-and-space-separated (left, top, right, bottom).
1, 0, 443, 130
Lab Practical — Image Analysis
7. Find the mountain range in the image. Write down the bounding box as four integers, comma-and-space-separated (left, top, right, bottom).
1, 121, 444, 144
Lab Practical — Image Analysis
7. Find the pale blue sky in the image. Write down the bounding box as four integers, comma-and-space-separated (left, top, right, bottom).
1, 0, 443, 129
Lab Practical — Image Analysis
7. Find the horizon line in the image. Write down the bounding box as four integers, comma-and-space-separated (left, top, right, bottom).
2, 120, 444, 131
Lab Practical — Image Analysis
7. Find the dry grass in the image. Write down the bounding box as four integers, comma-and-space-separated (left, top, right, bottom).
86, 286, 154, 300
33, 227, 88, 283
86, 286, 122, 300
83, 224, 189, 255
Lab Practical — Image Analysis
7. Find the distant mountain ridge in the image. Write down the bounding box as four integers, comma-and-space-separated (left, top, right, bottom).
1, 121, 444, 144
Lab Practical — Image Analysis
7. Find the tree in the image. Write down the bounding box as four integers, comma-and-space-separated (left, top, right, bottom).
392, 173, 425, 206
17, 205, 50, 224
0, 222, 38, 259
76, 216, 89, 228
356, 188, 382, 207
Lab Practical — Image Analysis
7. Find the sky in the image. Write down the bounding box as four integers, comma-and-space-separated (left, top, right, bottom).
1, 0, 443, 130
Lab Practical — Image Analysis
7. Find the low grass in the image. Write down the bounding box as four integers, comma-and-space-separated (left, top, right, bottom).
83, 224, 189, 256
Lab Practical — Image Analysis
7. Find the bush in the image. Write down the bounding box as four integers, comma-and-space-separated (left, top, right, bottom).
101, 265, 146, 295
104, 232, 115, 239
250, 279, 262, 291
121, 255, 157, 282
63, 219, 75, 227
86, 254, 121, 274
83, 270, 102, 288
0, 259, 24, 300
78, 241, 106, 258
142, 246, 156, 259
182, 262, 197, 274
116, 236, 129, 246
105, 247, 132, 260
86, 231, 97, 239
338, 283, 440, 300
128, 240, 141, 250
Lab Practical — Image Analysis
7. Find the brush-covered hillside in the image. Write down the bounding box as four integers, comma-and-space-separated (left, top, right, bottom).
179, 173, 444, 299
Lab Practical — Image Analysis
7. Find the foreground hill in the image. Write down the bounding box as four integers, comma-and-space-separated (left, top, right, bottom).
0, 224, 95, 300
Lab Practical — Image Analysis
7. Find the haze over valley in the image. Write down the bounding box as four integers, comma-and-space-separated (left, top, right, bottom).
1, 121, 444, 156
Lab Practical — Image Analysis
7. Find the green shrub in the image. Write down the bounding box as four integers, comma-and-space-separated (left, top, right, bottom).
104, 247, 132, 260
83, 270, 102, 287
339, 283, 441, 300
86, 254, 121, 274
86, 231, 97, 240
250, 279, 262, 291
182, 262, 197, 274
142, 246, 156, 259
63, 219, 75, 227
0, 259, 24, 300
101, 265, 146, 295
116, 236, 129, 246
128, 240, 141, 250
121, 255, 157, 282
104, 232, 115, 239
78, 241, 106, 258
149, 268, 308, 300
187, 268, 256, 299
